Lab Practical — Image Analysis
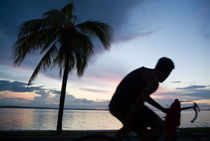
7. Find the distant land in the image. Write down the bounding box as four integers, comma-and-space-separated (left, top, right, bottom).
0, 106, 209, 111
0, 106, 108, 110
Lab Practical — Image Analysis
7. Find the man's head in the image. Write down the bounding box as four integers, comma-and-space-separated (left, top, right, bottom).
155, 57, 175, 82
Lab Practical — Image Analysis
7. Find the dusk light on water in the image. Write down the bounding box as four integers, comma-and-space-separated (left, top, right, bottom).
1, 108, 210, 130
0, 0, 210, 131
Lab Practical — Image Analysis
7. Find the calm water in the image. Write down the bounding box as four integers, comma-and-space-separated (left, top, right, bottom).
0, 108, 210, 130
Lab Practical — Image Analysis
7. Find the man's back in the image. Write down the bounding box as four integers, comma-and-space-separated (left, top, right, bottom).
109, 67, 149, 111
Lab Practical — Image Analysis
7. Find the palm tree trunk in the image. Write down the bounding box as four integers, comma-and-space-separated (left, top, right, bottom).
56, 58, 69, 133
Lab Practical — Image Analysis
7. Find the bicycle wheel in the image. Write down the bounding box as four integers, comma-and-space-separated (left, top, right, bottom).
76, 134, 116, 141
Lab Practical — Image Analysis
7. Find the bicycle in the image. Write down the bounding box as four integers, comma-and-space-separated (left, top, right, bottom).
75, 99, 200, 141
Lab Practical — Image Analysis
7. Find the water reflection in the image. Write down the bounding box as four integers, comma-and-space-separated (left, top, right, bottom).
180, 111, 210, 127
0, 108, 34, 130
31, 109, 58, 130
0, 108, 209, 130
0, 108, 58, 130
63, 110, 122, 130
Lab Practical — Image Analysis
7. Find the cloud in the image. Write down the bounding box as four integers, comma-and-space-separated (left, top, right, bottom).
0, 80, 43, 92
174, 85, 210, 100
81, 88, 110, 94
1, 80, 210, 110
195, 99, 210, 105
176, 85, 208, 91
161, 85, 210, 100
114, 28, 160, 43
171, 81, 181, 83
73, 0, 142, 29
182, 90, 210, 101
0, 98, 32, 106
0, 80, 108, 108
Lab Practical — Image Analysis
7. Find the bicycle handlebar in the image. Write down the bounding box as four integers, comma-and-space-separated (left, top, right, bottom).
180, 101, 200, 123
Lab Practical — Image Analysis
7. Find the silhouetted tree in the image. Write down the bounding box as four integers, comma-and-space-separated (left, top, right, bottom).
13, 2, 112, 133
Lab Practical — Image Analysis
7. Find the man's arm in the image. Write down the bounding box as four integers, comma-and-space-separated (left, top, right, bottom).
146, 96, 167, 113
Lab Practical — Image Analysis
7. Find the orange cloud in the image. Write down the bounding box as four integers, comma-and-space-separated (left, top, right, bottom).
0, 91, 40, 100
194, 99, 210, 105
151, 94, 165, 99
150, 86, 172, 99
84, 75, 121, 87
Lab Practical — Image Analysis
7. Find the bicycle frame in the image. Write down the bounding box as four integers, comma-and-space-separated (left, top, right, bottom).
180, 101, 200, 123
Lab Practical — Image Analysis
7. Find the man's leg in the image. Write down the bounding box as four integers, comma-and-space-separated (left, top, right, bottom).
124, 105, 165, 141
109, 106, 130, 140
140, 118, 165, 141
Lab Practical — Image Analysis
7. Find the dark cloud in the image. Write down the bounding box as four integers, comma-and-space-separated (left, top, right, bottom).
0, 80, 43, 92
114, 29, 159, 43
81, 88, 110, 93
156, 87, 210, 110
72, 0, 149, 54
159, 84, 210, 103
73, 0, 143, 33
181, 89, 210, 100
176, 85, 207, 91
171, 81, 181, 83
160, 90, 210, 101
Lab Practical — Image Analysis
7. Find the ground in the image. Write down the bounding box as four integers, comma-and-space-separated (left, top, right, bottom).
0, 128, 210, 141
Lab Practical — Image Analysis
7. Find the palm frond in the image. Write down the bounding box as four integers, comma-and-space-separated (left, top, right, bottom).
13, 28, 59, 65
43, 9, 67, 27
18, 11, 65, 39
18, 19, 45, 38
61, 2, 76, 21
28, 44, 58, 85
72, 32, 94, 76
76, 20, 113, 49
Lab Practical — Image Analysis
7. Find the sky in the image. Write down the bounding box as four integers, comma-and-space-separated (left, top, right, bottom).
0, 0, 210, 109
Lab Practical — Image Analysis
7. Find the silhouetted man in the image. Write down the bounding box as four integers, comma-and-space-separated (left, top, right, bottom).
109, 57, 175, 141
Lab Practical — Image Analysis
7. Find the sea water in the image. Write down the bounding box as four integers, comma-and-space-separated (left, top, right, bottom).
0, 108, 209, 130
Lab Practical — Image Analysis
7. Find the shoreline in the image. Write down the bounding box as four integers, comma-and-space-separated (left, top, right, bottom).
1, 106, 210, 111
1, 128, 209, 141
0, 106, 108, 111
1, 127, 210, 135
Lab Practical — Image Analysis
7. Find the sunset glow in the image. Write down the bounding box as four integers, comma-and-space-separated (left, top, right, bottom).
0, 91, 40, 100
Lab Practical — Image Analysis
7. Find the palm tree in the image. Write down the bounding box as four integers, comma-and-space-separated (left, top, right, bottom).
13, 2, 112, 133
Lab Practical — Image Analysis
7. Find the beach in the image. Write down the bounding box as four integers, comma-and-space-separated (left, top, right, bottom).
1, 129, 210, 141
